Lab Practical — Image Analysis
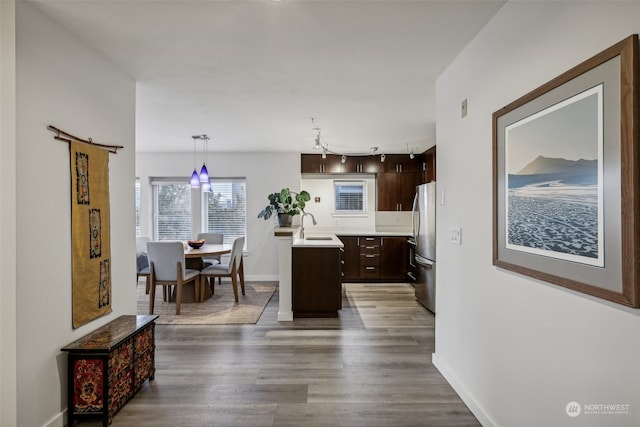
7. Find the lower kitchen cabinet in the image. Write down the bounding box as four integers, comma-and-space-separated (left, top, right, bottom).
338, 235, 409, 282
380, 237, 409, 281
292, 247, 342, 317
340, 236, 360, 281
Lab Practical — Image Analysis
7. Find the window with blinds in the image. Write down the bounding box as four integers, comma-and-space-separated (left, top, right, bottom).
135, 179, 141, 236
152, 179, 192, 240
334, 181, 366, 213
204, 178, 247, 250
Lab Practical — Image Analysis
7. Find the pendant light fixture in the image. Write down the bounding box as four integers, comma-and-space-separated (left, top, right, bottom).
190, 134, 212, 191
198, 135, 210, 183
190, 136, 200, 188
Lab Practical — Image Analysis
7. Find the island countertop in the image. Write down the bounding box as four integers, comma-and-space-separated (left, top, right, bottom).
292, 234, 344, 248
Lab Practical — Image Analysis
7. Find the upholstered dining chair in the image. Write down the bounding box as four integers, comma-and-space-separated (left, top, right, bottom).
136, 236, 151, 292
200, 236, 245, 302
147, 241, 200, 315
196, 232, 224, 267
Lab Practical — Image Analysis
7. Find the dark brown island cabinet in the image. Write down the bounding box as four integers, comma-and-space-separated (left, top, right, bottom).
338, 236, 410, 282
61, 315, 159, 427
292, 246, 343, 317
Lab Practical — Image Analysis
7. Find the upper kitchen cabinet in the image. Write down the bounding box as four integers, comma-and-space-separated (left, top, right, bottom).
302, 154, 381, 174
420, 146, 436, 183
377, 154, 421, 211
301, 154, 342, 174
377, 171, 419, 211
341, 155, 381, 174
380, 154, 420, 174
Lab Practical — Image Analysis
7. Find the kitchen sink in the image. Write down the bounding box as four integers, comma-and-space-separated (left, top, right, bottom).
305, 236, 333, 240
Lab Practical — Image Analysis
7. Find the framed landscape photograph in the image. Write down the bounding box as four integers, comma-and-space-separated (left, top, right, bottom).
493, 35, 640, 307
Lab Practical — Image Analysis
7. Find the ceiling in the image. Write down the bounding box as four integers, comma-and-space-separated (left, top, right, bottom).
29, 0, 504, 154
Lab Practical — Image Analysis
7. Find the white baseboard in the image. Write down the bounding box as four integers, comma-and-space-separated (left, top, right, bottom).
244, 274, 279, 282
43, 410, 64, 427
432, 352, 496, 427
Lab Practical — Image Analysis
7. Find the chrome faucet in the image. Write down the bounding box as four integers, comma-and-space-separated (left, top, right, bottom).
300, 212, 317, 239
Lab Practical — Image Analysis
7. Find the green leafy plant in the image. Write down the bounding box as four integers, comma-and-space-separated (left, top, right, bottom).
258, 188, 311, 220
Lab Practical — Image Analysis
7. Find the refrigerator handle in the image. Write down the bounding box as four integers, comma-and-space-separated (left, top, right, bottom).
415, 254, 433, 268
412, 190, 419, 238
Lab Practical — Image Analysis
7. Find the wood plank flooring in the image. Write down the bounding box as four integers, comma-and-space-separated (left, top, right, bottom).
92, 283, 479, 427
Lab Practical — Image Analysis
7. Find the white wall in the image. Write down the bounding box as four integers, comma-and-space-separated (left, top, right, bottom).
299, 177, 413, 234
136, 151, 301, 280
300, 176, 377, 233
434, 2, 640, 427
0, 0, 17, 425
16, 3, 136, 427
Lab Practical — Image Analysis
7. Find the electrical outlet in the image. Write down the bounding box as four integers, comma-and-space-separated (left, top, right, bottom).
450, 227, 462, 245
461, 99, 468, 118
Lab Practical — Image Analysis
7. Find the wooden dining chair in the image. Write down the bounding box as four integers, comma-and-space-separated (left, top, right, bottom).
147, 241, 200, 315
200, 237, 245, 302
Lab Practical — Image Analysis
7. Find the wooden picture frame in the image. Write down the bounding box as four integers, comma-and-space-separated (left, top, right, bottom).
492, 34, 640, 307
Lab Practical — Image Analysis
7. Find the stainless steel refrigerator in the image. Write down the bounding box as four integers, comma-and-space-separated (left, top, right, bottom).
412, 182, 436, 313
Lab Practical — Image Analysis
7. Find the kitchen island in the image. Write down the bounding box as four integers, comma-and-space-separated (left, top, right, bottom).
292, 234, 344, 317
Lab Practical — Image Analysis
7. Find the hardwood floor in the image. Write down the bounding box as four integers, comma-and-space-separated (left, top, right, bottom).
97, 283, 479, 427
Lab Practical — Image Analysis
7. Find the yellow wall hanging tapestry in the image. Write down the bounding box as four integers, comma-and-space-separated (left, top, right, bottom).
70, 140, 112, 328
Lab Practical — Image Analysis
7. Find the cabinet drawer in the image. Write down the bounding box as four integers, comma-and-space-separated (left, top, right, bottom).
360, 265, 380, 278
361, 237, 381, 245
360, 254, 380, 266
360, 244, 380, 255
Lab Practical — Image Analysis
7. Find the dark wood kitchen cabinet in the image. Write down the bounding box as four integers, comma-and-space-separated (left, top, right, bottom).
301, 154, 342, 174
420, 146, 436, 184
292, 247, 342, 317
380, 154, 420, 174
339, 236, 360, 282
377, 171, 419, 211
338, 235, 409, 282
359, 236, 382, 279
380, 237, 409, 281
341, 155, 381, 174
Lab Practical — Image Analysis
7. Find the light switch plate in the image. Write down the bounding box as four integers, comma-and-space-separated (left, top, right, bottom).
450, 227, 462, 245
461, 99, 468, 118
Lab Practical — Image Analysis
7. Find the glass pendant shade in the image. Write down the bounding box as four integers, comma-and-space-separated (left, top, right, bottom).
190, 169, 200, 188
199, 164, 210, 183
202, 180, 212, 193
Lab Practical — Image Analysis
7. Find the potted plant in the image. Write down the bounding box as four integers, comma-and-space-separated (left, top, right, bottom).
258, 188, 311, 227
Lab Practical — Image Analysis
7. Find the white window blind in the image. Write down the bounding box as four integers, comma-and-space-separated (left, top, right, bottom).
135, 179, 141, 236
204, 178, 247, 250
152, 179, 192, 240
334, 181, 366, 213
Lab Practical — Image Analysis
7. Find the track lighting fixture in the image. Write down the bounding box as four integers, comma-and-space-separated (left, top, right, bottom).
309, 119, 423, 164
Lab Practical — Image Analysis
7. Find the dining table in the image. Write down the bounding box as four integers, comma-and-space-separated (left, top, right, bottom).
184, 243, 232, 261
184, 243, 233, 302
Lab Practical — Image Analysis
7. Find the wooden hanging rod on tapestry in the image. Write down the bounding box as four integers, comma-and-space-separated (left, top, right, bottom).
47, 125, 123, 154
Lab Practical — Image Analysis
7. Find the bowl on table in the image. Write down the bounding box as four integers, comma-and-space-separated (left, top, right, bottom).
187, 239, 205, 249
